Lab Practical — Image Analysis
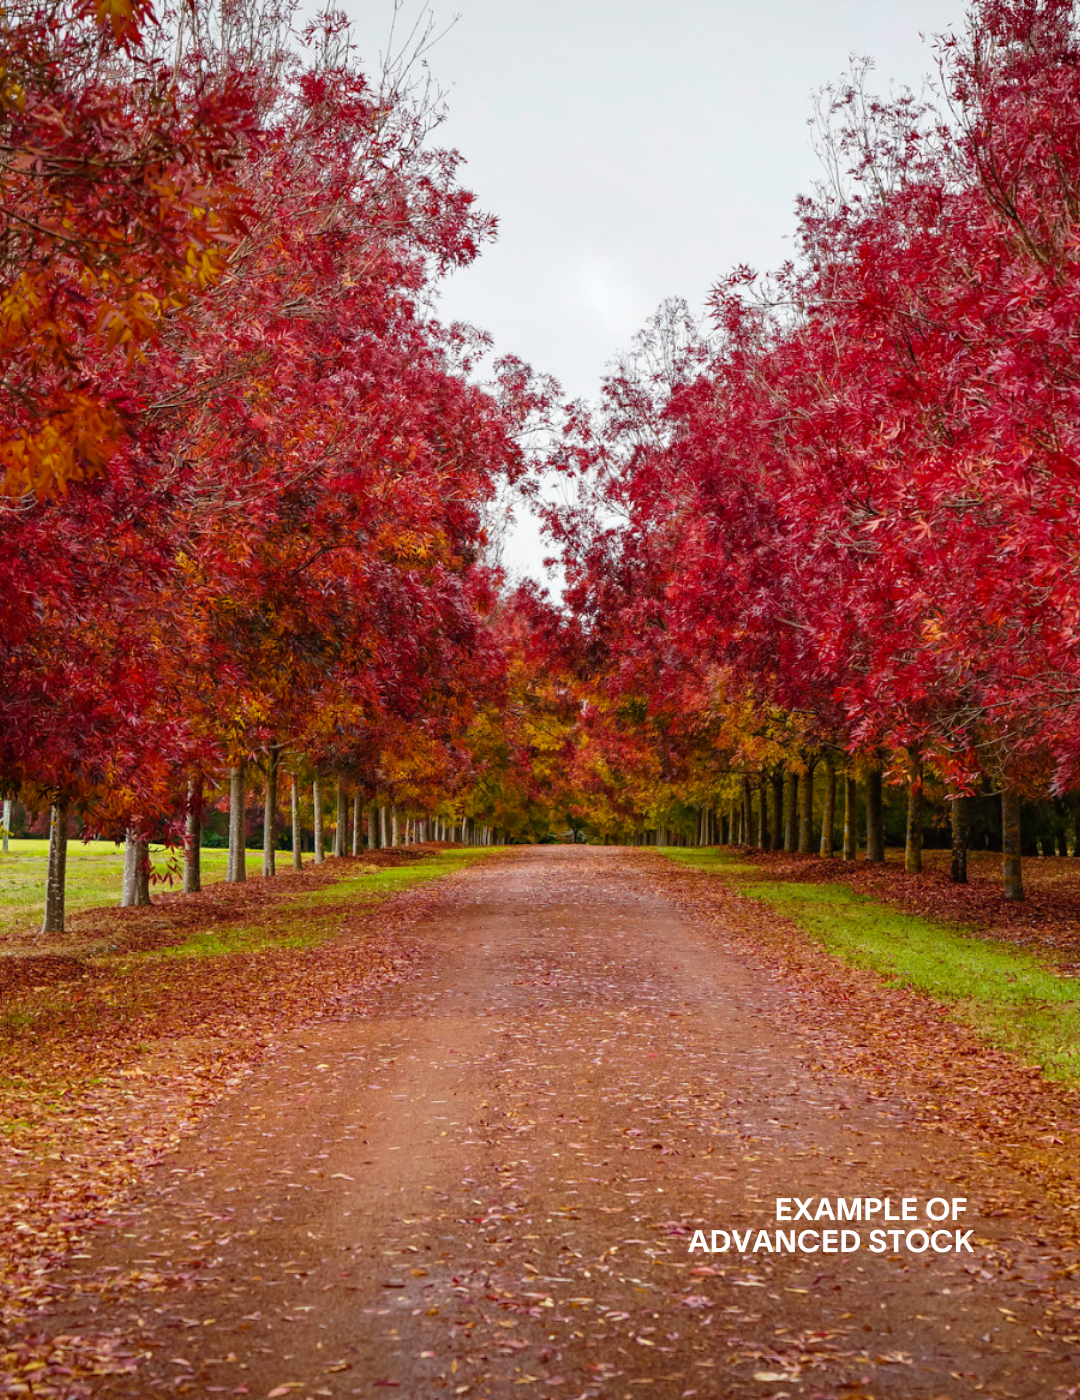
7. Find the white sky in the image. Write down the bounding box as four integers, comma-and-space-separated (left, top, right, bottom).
344, 0, 960, 583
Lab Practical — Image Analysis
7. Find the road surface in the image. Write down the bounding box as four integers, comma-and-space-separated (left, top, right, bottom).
29, 847, 1080, 1398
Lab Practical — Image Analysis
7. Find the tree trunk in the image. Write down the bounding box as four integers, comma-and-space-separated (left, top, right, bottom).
759, 776, 771, 850
334, 780, 347, 857
783, 767, 797, 852
368, 803, 378, 850
950, 792, 968, 884
866, 765, 885, 862
904, 751, 923, 874
1002, 788, 1024, 901
227, 763, 246, 883
291, 774, 302, 869
2, 798, 10, 853
391, 805, 399, 847
797, 761, 816, 854
184, 778, 202, 893
263, 746, 279, 878
352, 792, 361, 855
40, 801, 68, 934
380, 804, 388, 847
121, 831, 151, 906
819, 757, 836, 857
312, 775, 324, 864
770, 768, 783, 849
842, 772, 857, 861
742, 778, 753, 849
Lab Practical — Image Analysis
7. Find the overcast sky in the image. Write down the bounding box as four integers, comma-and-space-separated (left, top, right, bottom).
344, 0, 961, 582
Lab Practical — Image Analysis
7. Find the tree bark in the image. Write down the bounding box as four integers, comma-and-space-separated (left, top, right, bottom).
227, 763, 246, 883
866, 765, 885, 862
263, 746, 279, 878
759, 775, 771, 850
904, 751, 923, 874
842, 771, 857, 861
380, 804, 388, 847
291, 774, 302, 869
312, 774, 324, 864
2, 798, 10, 853
820, 757, 836, 857
184, 778, 202, 893
40, 801, 68, 934
121, 831, 151, 906
770, 768, 783, 849
950, 791, 968, 884
368, 803, 378, 850
783, 767, 797, 852
797, 760, 816, 854
391, 804, 399, 847
352, 792, 362, 855
334, 780, 347, 857
1002, 788, 1024, 901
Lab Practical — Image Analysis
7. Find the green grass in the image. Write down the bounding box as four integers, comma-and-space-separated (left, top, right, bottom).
0, 840, 490, 945
0, 839, 262, 941
661, 848, 1080, 1081
297, 846, 490, 906
143, 847, 494, 960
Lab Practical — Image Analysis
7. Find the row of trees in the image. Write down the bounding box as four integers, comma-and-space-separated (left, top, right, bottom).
1, 0, 547, 933
542, 0, 1080, 899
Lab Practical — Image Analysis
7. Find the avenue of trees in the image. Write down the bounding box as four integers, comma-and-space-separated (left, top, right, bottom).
7, 0, 1080, 928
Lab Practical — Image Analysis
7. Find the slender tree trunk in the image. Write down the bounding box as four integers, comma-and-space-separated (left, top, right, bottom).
950, 792, 968, 884
291, 775, 302, 869
312, 774, 324, 864
121, 831, 151, 906
391, 805, 399, 846
783, 767, 797, 852
40, 801, 68, 934
334, 780, 347, 857
368, 803, 378, 850
1002, 788, 1024, 901
797, 761, 816, 854
352, 792, 361, 855
770, 768, 783, 849
2, 798, 10, 853
184, 778, 202, 893
121, 832, 137, 907
263, 746, 279, 878
866, 765, 885, 863
842, 772, 857, 861
227, 763, 246, 883
819, 757, 836, 857
759, 776, 771, 850
742, 778, 753, 848
904, 751, 923, 874
380, 804, 388, 847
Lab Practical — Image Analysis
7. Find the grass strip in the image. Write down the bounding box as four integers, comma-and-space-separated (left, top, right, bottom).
660, 847, 1080, 1081
149, 847, 491, 958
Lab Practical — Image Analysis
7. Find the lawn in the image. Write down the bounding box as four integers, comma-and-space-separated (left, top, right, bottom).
2, 839, 298, 943
660, 847, 1080, 1081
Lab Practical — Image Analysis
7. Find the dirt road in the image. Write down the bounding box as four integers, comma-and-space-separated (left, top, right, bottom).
24, 847, 1080, 1398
